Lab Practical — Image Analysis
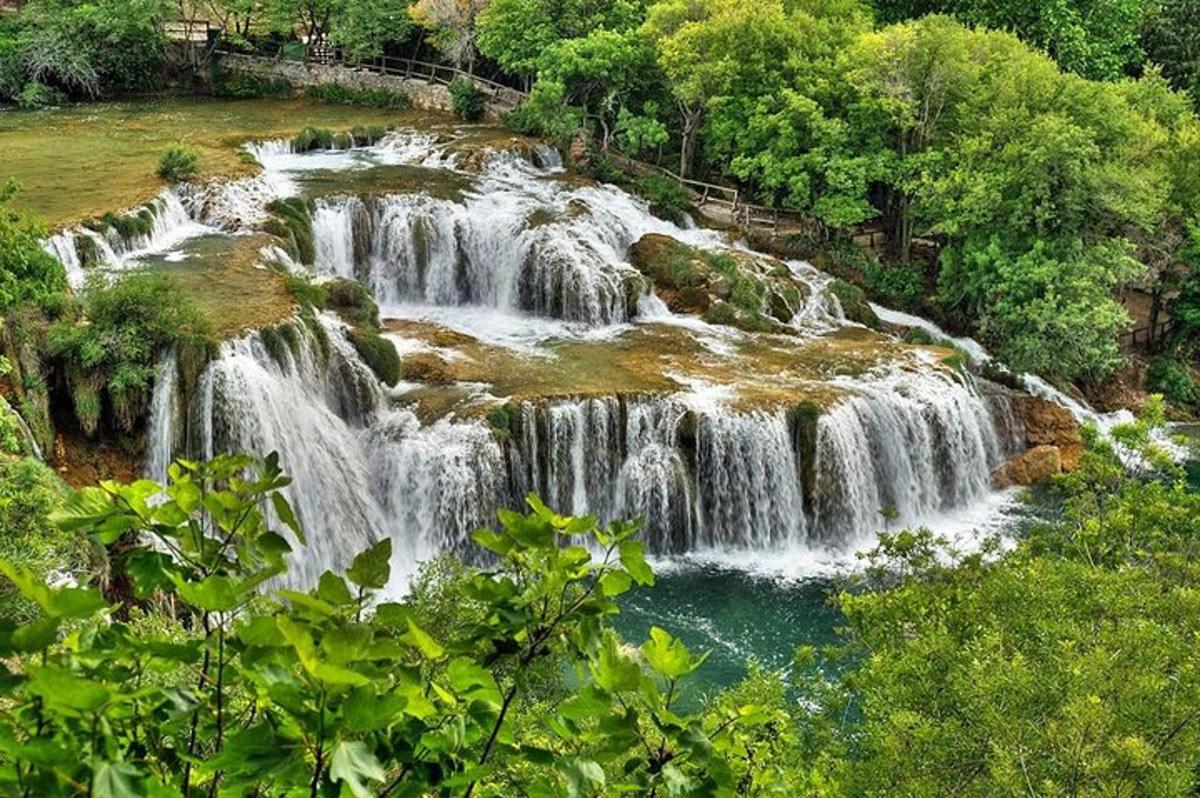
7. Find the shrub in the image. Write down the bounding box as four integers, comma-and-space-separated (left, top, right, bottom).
449, 76, 486, 122
48, 273, 213, 434
157, 144, 201, 182
304, 82, 410, 109
214, 72, 293, 98
0, 180, 67, 312
15, 79, 66, 107
291, 126, 335, 153
1147, 355, 1198, 406
0, 456, 82, 623
634, 173, 691, 225
350, 327, 401, 386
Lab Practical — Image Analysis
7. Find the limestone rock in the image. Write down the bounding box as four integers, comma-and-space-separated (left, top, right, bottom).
993, 445, 1063, 488
401, 352, 456, 384
1016, 396, 1081, 449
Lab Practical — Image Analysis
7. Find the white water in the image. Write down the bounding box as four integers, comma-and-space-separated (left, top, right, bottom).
50, 126, 1038, 589
43, 192, 213, 288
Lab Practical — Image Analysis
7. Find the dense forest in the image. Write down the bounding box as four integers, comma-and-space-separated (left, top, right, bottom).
1, 0, 1200, 795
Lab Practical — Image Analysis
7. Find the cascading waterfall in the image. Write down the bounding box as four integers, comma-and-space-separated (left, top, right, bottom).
42, 192, 210, 288
145, 349, 179, 483
309, 190, 644, 324
103, 122, 1047, 588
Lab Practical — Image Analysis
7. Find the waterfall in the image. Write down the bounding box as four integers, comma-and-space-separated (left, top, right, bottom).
145, 349, 179, 483
694, 410, 806, 550
41, 192, 212, 288
309, 192, 643, 325
187, 315, 386, 586
112, 121, 1052, 589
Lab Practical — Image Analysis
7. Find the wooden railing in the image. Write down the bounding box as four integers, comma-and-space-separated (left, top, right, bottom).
1119, 319, 1175, 352
215, 44, 828, 239
165, 19, 214, 43
217, 41, 526, 107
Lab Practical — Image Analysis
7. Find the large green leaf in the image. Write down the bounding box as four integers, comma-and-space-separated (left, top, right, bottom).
619, 540, 655, 586
91, 760, 143, 798
641, 627, 707, 680
329, 740, 386, 798
405, 618, 445, 660
347, 539, 392, 590
171, 573, 242, 612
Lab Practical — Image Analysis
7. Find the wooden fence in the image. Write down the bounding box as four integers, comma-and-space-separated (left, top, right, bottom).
216, 44, 829, 238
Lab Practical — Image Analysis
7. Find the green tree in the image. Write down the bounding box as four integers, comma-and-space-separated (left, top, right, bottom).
815, 406, 1200, 796
0, 457, 792, 796
0, 181, 66, 313
872, 0, 1147, 80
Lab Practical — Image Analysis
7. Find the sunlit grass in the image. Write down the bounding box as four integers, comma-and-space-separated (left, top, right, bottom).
0, 97, 445, 227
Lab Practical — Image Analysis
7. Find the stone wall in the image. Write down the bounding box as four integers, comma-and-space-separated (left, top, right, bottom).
215, 54, 527, 121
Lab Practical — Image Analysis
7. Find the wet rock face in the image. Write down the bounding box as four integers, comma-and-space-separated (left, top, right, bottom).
991, 396, 1085, 486
1018, 396, 1081, 449
627, 233, 811, 334
993, 444, 1063, 488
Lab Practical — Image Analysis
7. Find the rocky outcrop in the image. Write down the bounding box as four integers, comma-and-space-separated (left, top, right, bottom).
993, 445, 1063, 488
628, 234, 809, 335
993, 396, 1084, 486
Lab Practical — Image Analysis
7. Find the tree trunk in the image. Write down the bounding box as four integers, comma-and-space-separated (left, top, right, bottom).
679, 106, 702, 179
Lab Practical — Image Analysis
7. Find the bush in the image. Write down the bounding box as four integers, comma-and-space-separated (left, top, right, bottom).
1147, 355, 1198, 406
304, 82, 410, 109
0, 456, 82, 623
350, 327, 401, 386
633, 173, 691, 225
15, 79, 66, 107
449, 76, 486, 122
48, 273, 213, 434
214, 72, 293, 99
0, 180, 67, 312
157, 144, 201, 182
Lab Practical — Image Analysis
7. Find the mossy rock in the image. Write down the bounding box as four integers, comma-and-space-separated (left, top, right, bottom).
825, 279, 881, 330
351, 329, 401, 387
789, 401, 820, 507
400, 352, 455, 385
324, 278, 380, 328
264, 198, 315, 265
628, 234, 712, 292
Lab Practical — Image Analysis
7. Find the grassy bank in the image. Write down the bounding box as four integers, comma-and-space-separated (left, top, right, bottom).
0, 98, 445, 227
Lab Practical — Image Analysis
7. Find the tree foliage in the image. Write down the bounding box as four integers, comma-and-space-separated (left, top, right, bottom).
0, 457, 805, 796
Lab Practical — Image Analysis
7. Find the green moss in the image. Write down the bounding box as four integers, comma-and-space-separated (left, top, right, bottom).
301, 307, 331, 363
486, 403, 517, 441
68, 367, 104, 438
826, 279, 882, 330
789, 401, 820, 507
629, 235, 711, 290
292, 126, 336, 153
260, 325, 290, 367
283, 271, 328, 309
324, 278, 380, 327
351, 329, 401, 386
333, 131, 353, 150
265, 198, 316, 265
75, 234, 103, 268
